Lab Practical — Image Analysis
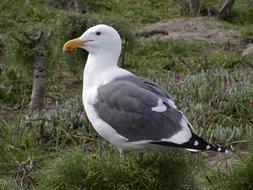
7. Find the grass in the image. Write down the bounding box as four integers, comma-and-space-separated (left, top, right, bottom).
0, 0, 253, 189
208, 145, 253, 190
35, 147, 200, 190
127, 39, 253, 74
1, 69, 252, 189
1, 108, 200, 190
0, 179, 20, 190
89, 0, 180, 23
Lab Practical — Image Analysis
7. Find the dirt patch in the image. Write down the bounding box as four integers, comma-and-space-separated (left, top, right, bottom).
202, 143, 250, 171
243, 43, 253, 55
135, 17, 241, 45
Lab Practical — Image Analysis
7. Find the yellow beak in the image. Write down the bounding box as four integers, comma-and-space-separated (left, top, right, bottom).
63, 38, 85, 52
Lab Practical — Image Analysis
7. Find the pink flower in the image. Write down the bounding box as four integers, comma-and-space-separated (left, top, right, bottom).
175, 74, 181, 81
224, 76, 229, 86
78, 111, 85, 118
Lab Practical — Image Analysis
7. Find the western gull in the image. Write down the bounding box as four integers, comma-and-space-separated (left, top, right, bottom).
63, 24, 229, 158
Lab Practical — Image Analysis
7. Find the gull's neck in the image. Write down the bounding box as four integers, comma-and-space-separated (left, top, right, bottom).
83, 51, 120, 89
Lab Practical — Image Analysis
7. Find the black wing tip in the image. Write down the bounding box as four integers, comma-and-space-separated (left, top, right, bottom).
188, 134, 232, 153
210, 144, 234, 154
151, 134, 232, 153
208, 144, 230, 153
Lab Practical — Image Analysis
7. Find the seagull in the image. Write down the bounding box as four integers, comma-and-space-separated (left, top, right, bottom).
63, 24, 229, 158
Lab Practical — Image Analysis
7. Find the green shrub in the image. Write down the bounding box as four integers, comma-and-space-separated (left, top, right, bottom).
179, 0, 253, 24
0, 0, 133, 106
225, 1, 253, 24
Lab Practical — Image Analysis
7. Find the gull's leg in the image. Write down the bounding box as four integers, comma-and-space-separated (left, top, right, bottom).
119, 148, 125, 160
138, 152, 144, 160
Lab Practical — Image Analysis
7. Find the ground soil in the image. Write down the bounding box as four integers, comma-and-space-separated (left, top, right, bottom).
135, 17, 241, 45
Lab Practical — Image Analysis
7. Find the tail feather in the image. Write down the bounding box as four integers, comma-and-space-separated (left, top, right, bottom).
151, 134, 229, 153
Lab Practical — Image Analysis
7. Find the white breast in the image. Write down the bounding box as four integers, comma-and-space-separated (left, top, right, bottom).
82, 67, 136, 150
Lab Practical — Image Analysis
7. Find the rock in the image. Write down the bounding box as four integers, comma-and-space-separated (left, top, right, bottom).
242, 43, 253, 55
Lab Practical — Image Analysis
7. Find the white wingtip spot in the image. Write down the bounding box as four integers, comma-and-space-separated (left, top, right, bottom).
225, 149, 229, 154
206, 145, 211, 150
151, 98, 167, 112
194, 140, 199, 146
217, 147, 221, 152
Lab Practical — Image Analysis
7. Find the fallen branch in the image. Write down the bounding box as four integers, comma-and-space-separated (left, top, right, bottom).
134, 30, 168, 38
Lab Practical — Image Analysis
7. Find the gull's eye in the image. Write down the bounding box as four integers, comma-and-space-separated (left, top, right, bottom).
96, 31, 101, 36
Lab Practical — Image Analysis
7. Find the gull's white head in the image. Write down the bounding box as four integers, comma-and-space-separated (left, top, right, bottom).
63, 24, 122, 57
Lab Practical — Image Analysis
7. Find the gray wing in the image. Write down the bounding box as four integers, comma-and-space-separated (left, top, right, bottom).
116, 75, 173, 101
139, 77, 173, 101
94, 77, 190, 142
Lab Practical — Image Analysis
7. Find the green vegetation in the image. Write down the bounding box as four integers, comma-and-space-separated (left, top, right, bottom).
128, 39, 252, 73
0, 0, 252, 189
36, 148, 199, 190
208, 145, 253, 190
